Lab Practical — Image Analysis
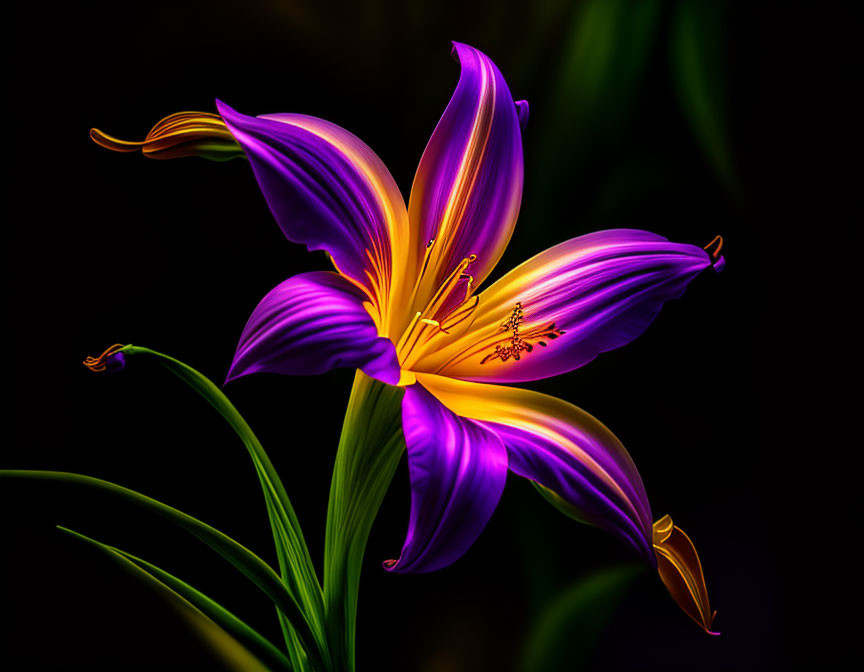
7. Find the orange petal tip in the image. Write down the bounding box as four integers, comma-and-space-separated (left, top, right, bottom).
653, 515, 718, 635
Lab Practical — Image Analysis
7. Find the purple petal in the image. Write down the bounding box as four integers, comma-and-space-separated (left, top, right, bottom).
406, 43, 523, 316
489, 423, 654, 562
385, 383, 508, 573
415, 373, 655, 563
216, 101, 409, 327
226, 271, 400, 385
416, 229, 715, 383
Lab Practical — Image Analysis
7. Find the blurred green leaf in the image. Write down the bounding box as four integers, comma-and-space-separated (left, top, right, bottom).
120, 345, 325, 666
59, 525, 291, 670
323, 371, 405, 672
0, 469, 325, 671
669, 0, 740, 197
521, 564, 643, 672
532, 0, 664, 227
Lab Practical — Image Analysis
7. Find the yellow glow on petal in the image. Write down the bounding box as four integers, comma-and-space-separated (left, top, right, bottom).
412, 243, 604, 378
403, 52, 519, 338
415, 373, 644, 516
262, 114, 411, 339
396, 369, 417, 387
431, 62, 493, 269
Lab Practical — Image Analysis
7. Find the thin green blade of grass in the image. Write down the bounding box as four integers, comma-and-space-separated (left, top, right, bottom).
120, 345, 325, 652
58, 525, 292, 670
0, 469, 324, 671
59, 526, 272, 672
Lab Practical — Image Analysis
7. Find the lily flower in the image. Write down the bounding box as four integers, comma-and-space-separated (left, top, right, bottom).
93, 43, 722, 633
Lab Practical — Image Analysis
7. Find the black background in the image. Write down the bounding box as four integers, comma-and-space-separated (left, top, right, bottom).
2, 1, 857, 670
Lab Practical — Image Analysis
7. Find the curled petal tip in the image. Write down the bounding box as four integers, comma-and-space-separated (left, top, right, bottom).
653, 515, 718, 635
515, 100, 529, 130
712, 255, 726, 272
83, 344, 127, 372
382, 558, 399, 571
90, 111, 243, 161
90, 128, 142, 152
653, 513, 674, 543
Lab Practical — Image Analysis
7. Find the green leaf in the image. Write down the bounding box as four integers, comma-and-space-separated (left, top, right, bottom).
59, 525, 292, 671
520, 565, 644, 672
531, 481, 593, 527
116, 345, 326, 666
669, 0, 741, 197
530, 0, 664, 228
323, 371, 405, 672
0, 469, 324, 671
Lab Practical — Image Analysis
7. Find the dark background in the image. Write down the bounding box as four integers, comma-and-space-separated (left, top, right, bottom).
2, 1, 857, 670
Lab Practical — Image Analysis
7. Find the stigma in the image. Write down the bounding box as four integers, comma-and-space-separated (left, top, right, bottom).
91, 112, 244, 161
480, 302, 565, 364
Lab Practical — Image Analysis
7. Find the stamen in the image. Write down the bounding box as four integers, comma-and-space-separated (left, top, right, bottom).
439, 295, 478, 332
83, 344, 126, 372
703, 235, 724, 259
395, 312, 423, 357
414, 239, 437, 295
91, 112, 244, 162
480, 302, 565, 365
397, 254, 481, 368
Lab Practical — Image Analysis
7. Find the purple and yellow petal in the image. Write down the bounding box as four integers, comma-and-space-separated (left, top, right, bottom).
404, 43, 523, 328
216, 101, 409, 335
653, 515, 719, 635
384, 383, 508, 573
226, 271, 400, 386
414, 373, 654, 561
414, 229, 716, 383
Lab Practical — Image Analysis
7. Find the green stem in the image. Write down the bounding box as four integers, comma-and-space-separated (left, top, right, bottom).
322, 371, 406, 672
